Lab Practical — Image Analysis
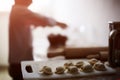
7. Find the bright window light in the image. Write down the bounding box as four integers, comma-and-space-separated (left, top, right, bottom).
0, 0, 14, 12
0, 0, 51, 12
29, 0, 51, 11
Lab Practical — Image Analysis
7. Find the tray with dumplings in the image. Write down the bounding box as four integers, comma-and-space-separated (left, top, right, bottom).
21, 59, 116, 80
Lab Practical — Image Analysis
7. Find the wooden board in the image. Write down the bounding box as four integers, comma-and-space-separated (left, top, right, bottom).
21, 59, 116, 80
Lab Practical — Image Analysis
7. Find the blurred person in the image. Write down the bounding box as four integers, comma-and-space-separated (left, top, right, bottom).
8, 0, 67, 80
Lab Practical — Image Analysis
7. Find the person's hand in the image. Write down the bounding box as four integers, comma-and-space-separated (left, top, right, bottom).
56, 22, 67, 29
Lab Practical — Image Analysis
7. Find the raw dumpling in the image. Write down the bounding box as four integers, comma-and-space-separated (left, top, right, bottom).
67, 66, 79, 74
75, 61, 84, 68
81, 64, 93, 73
88, 58, 99, 66
40, 66, 53, 75
93, 62, 107, 71
64, 61, 74, 69
55, 66, 65, 74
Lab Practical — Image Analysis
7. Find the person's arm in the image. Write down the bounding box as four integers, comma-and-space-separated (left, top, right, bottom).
32, 14, 67, 29
23, 8, 67, 28
56, 21, 67, 29
45, 17, 67, 29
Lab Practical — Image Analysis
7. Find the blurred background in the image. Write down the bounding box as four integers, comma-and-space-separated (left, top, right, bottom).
0, 0, 120, 66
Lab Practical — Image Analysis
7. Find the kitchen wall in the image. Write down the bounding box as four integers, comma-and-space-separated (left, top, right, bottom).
0, 0, 120, 66
0, 12, 9, 66
53, 0, 120, 46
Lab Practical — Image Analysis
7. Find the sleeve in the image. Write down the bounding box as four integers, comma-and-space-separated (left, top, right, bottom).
22, 8, 57, 27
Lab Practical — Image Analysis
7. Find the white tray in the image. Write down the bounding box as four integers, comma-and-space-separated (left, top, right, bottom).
21, 59, 116, 80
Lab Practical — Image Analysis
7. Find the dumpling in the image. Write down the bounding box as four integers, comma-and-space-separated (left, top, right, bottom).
67, 66, 79, 74
64, 61, 74, 69
93, 62, 107, 71
88, 58, 99, 66
75, 61, 84, 68
81, 64, 93, 73
40, 66, 53, 75
55, 66, 65, 74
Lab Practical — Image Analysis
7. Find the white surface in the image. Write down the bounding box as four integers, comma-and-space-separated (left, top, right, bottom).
21, 59, 116, 80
